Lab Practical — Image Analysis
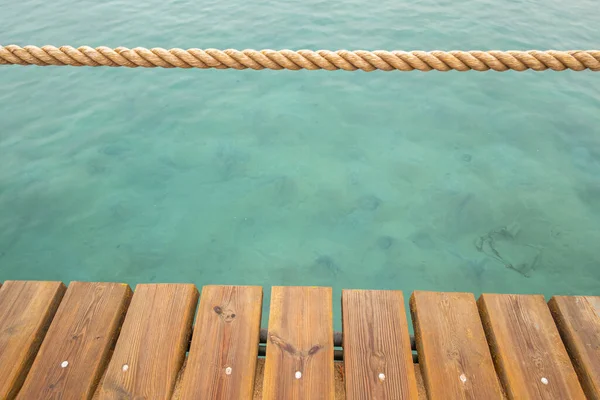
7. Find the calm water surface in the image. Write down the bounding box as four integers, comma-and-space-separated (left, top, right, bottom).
1, 0, 599, 326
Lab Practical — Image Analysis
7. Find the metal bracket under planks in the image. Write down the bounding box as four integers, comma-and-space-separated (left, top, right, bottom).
0, 281, 598, 399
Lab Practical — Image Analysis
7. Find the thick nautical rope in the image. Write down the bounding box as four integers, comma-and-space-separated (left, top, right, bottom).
1, 45, 599, 71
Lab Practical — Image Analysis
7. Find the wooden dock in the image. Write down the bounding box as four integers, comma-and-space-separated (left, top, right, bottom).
0, 281, 598, 399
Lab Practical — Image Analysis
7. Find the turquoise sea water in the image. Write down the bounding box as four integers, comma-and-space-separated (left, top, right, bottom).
1, 0, 599, 327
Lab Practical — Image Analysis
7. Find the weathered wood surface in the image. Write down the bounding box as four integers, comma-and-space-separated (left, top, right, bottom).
18, 282, 132, 400
0, 281, 65, 399
342, 289, 418, 399
479, 294, 585, 399
548, 295, 600, 399
176, 359, 426, 400
587, 297, 600, 315
98, 284, 198, 400
411, 291, 503, 399
0, 281, 595, 400
180, 285, 263, 399
263, 286, 334, 400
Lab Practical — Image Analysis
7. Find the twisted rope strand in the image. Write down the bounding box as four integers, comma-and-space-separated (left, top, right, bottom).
1, 45, 599, 71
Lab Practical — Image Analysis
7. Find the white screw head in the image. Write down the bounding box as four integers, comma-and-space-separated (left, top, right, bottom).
225, 367, 232, 375
122, 364, 129, 372
460, 374, 467, 383
378, 373, 385, 381
295, 371, 302, 379
60, 361, 69, 368
541, 377, 548, 385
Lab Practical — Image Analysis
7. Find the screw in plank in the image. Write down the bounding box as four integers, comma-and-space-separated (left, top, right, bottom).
61, 361, 69, 368
295, 371, 302, 379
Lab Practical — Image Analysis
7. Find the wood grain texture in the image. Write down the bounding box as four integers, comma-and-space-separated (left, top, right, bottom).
410, 291, 503, 400
342, 289, 418, 400
0, 281, 66, 399
413, 365, 428, 400
263, 286, 334, 400
180, 285, 263, 399
478, 294, 585, 400
178, 359, 425, 400
98, 284, 198, 400
17, 282, 132, 400
588, 296, 600, 317
548, 296, 600, 399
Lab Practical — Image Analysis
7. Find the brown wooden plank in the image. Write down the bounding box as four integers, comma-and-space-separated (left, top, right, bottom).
180, 285, 263, 399
587, 296, 600, 316
98, 283, 198, 400
548, 295, 600, 399
263, 286, 334, 400
413, 364, 428, 400
251, 360, 422, 400
0, 280, 66, 399
478, 294, 585, 399
17, 282, 132, 400
410, 291, 503, 400
342, 289, 418, 399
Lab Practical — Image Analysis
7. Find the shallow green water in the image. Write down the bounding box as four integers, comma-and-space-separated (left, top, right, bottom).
1, 0, 599, 327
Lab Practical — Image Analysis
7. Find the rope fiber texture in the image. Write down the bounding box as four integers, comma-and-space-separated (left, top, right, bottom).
1, 45, 599, 71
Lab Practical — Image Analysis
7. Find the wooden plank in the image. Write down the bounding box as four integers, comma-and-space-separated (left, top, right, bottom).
98, 284, 198, 400
413, 364, 428, 400
410, 291, 503, 399
478, 294, 585, 399
180, 285, 263, 399
548, 296, 600, 399
0, 281, 66, 399
263, 286, 334, 400
210, 359, 424, 400
342, 289, 418, 399
206, 359, 348, 400
587, 296, 600, 316
17, 282, 132, 400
